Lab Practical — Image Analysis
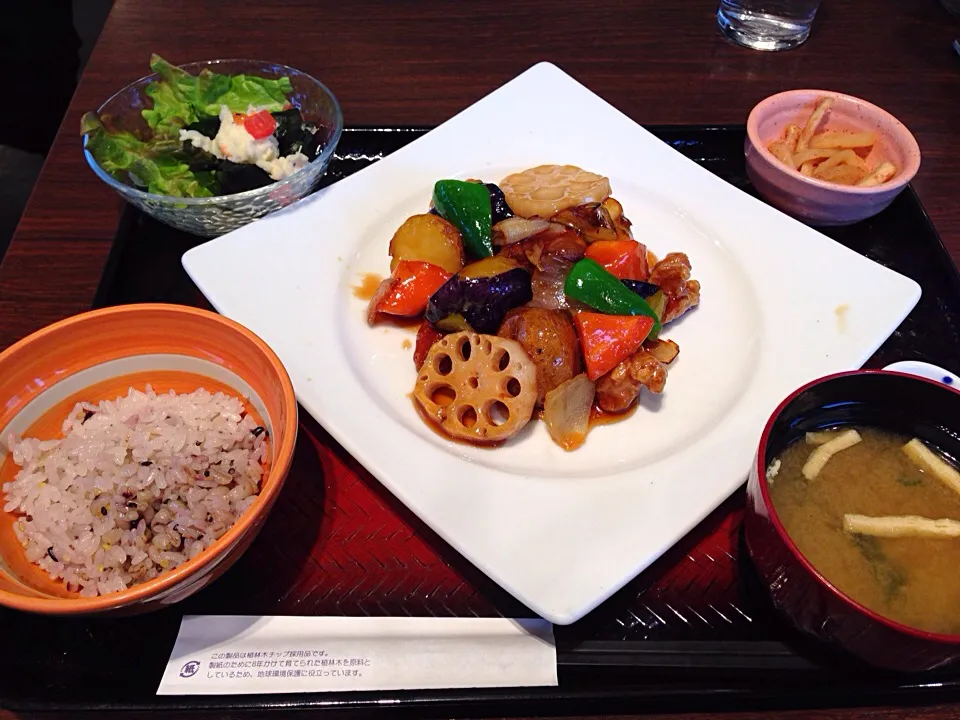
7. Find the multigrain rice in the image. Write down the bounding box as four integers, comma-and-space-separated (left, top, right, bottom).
2, 386, 267, 597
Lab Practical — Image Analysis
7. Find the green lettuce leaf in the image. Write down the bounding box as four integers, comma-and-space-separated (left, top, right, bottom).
141, 55, 293, 133
200, 74, 293, 116
197, 68, 232, 108
141, 54, 201, 136
134, 154, 217, 198
82, 112, 216, 198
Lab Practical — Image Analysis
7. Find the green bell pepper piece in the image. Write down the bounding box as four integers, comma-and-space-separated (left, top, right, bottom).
433, 179, 492, 259
564, 257, 663, 336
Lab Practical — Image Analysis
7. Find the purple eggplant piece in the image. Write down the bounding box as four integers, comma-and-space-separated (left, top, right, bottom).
621, 278, 660, 298
426, 267, 532, 334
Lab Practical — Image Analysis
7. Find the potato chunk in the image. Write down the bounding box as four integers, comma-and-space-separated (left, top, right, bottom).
389, 213, 465, 274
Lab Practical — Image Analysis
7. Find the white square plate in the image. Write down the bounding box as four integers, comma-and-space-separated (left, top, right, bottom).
183, 63, 920, 624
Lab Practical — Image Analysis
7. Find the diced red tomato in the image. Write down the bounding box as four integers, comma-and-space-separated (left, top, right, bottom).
584, 240, 649, 281
572, 311, 655, 380
367, 261, 452, 325
413, 321, 445, 370
241, 110, 277, 140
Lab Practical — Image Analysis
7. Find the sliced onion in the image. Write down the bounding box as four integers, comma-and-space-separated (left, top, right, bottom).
529, 257, 572, 310
551, 204, 620, 243
644, 338, 679, 365
492, 217, 551, 246
601, 197, 623, 222
543, 374, 596, 451
602, 197, 634, 238
529, 256, 590, 311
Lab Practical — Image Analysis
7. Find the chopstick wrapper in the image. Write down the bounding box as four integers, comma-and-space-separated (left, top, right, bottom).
157, 616, 557, 695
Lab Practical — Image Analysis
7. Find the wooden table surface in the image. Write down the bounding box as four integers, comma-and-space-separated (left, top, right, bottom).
2, 0, 959, 717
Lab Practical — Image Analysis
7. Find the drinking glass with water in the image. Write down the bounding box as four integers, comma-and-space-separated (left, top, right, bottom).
718, 0, 821, 51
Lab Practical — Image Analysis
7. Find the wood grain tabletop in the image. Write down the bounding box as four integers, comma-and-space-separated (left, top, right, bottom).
0, 0, 958, 717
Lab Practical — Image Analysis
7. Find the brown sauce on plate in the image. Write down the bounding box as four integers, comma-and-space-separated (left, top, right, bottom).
590, 401, 639, 428
352, 273, 383, 301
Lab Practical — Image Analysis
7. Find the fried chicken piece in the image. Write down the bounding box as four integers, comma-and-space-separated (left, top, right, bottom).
595, 349, 667, 414
649, 252, 701, 324
663, 279, 700, 324
649, 252, 691, 295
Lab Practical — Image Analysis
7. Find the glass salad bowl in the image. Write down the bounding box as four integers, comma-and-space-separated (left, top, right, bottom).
83, 59, 343, 237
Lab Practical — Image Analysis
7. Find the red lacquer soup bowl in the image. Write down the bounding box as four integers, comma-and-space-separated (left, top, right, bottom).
744, 370, 960, 672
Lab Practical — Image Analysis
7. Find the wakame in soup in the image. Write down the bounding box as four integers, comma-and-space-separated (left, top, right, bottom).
768, 426, 960, 635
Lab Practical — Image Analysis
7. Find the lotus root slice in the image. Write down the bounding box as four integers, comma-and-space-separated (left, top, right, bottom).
499, 164, 611, 219
414, 332, 537, 444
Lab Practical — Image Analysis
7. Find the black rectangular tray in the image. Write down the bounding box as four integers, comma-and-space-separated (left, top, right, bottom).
3, 125, 960, 718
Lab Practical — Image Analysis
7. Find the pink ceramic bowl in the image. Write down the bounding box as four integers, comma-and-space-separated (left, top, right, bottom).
745, 90, 921, 226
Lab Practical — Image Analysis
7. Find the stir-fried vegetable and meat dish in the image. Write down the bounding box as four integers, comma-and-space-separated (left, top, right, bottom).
366, 164, 701, 450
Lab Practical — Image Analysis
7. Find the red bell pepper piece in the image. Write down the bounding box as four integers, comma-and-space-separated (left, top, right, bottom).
572, 311, 655, 380
367, 261, 451, 324
413, 321, 445, 370
241, 109, 278, 140
584, 240, 649, 281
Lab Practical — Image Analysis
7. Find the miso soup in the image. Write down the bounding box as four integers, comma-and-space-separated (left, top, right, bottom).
768, 426, 960, 635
